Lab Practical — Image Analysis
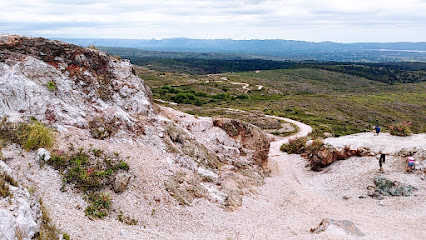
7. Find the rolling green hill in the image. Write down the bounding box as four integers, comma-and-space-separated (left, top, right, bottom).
137, 66, 426, 137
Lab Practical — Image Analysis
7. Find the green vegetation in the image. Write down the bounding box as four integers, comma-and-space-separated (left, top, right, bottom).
46, 81, 56, 91
137, 64, 426, 137
389, 121, 413, 136
280, 137, 308, 154
44, 146, 129, 219
84, 192, 111, 219
118, 211, 139, 225
19, 121, 55, 150
0, 118, 55, 150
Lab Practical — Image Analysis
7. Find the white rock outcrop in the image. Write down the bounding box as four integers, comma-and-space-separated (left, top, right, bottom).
0, 34, 153, 133
0, 160, 41, 240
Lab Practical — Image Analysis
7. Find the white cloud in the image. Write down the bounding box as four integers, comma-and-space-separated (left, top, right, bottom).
1, 0, 426, 42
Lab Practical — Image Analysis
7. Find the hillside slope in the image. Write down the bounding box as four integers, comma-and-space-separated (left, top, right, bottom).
0, 35, 270, 239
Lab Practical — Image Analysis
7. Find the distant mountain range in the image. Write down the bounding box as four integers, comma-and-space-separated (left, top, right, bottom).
54, 38, 426, 62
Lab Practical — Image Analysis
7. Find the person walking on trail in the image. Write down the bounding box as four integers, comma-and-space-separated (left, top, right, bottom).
374, 125, 381, 136
406, 156, 415, 173
378, 152, 386, 172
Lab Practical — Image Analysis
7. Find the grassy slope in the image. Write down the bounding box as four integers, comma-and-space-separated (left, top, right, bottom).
137, 67, 426, 137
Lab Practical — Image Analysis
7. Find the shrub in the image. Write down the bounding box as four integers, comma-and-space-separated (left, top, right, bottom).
46, 81, 56, 91
45, 147, 129, 219
19, 121, 55, 150
389, 121, 412, 136
305, 139, 324, 152
280, 137, 308, 154
236, 94, 249, 99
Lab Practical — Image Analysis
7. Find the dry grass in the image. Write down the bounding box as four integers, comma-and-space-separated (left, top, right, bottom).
19, 121, 55, 150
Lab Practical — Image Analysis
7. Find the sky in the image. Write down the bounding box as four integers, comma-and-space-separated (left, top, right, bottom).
1, 0, 426, 43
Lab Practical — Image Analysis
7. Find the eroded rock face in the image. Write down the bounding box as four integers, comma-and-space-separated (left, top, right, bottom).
160, 108, 271, 209
213, 118, 270, 171
0, 34, 153, 134
308, 146, 371, 171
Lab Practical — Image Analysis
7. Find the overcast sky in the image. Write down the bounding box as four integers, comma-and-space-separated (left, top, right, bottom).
1, 0, 426, 42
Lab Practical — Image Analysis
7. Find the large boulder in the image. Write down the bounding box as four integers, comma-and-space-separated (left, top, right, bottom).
373, 177, 417, 197
308, 146, 371, 171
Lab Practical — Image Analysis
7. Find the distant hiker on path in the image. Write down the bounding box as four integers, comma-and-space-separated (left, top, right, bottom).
378, 152, 386, 172
406, 156, 415, 173
374, 125, 381, 136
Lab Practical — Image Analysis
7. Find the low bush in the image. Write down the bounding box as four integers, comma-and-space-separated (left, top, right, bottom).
305, 138, 324, 152
280, 137, 308, 154
45, 147, 129, 219
47, 148, 128, 193
389, 121, 412, 136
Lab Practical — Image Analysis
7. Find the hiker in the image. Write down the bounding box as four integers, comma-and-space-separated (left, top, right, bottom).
374, 125, 381, 136
406, 156, 415, 173
377, 152, 385, 172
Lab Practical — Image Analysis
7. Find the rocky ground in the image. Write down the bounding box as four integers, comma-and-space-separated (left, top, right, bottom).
1, 35, 425, 240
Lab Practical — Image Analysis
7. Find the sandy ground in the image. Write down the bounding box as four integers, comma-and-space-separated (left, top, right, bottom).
4, 119, 426, 240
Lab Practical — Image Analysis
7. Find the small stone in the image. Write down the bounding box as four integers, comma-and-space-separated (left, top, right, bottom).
35, 148, 51, 162
342, 195, 350, 200
113, 172, 131, 193
121, 230, 128, 237
377, 195, 384, 200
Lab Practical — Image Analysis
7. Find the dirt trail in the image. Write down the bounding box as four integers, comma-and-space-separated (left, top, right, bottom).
131, 104, 426, 239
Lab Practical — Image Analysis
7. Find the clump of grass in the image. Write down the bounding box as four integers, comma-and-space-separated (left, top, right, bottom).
118, 211, 138, 225
84, 192, 111, 219
46, 81, 56, 91
19, 121, 55, 150
280, 137, 308, 154
45, 147, 130, 219
389, 121, 412, 136
87, 44, 99, 50
0, 172, 18, 198
47, 148, 128, 193
0, 176, 10, 198
35, 199, 72, 240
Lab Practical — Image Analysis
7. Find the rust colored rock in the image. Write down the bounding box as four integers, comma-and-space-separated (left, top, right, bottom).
308, 146, 371, 171
213, 118, 270, 171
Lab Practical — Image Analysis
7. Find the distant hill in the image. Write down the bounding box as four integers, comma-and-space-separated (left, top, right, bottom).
54, 38, 426, 62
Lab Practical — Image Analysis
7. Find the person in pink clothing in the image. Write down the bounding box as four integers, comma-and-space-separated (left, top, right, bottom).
406, 156, 415, 173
